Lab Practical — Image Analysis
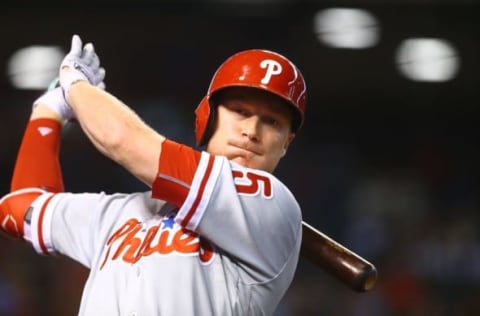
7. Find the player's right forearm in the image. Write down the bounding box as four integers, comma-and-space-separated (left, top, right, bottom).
67, 81, 165, 187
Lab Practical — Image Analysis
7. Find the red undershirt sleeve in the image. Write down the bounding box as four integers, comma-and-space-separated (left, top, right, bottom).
151, 139, 202, 207
10, 118, 64, 193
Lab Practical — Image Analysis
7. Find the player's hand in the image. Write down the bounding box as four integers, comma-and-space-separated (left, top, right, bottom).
33, 76, 106, 123
59, 34, 106, 97
32, 78, 75, 123
32, 82, 73, 122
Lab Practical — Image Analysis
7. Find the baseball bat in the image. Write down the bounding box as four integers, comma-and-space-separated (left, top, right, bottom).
300, 221, 378, 292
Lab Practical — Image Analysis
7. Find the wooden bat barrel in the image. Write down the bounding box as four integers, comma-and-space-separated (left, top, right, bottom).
300, 221, 378, 292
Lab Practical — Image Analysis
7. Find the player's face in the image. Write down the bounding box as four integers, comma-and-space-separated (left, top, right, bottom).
206, 87, 295, 173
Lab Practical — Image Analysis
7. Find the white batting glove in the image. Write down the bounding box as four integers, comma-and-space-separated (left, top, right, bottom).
32, 79, 74, 122
59, 34, 106, 97
33, 76, 106, 123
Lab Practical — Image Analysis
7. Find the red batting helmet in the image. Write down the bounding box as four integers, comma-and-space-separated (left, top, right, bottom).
194, 49, 307, 146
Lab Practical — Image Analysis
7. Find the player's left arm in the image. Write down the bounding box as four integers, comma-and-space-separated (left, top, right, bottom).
67, 82, 166, 188
150, 146, 302, 279
176, 155, 303, 277
58, 35, 166, 188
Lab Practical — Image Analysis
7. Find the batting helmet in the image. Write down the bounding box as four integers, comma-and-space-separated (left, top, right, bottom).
194, 49, 307, 146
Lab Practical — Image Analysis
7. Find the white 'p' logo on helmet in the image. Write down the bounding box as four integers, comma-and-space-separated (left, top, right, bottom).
260, 59, 282, 84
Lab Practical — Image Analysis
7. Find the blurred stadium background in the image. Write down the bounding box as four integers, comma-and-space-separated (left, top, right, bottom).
0, 1, 479, 315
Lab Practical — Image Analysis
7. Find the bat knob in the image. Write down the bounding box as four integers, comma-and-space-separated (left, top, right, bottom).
354, 263, 378, 292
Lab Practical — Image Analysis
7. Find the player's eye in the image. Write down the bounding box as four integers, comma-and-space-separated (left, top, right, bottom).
228, 104, 251, 117
263, 116, 280, 127
236, 108, 251, 116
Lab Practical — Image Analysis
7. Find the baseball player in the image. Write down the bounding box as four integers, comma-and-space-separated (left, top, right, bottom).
0, 34, 307, 315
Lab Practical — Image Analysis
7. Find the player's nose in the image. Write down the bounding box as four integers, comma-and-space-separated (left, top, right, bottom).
241, 115, 260, 141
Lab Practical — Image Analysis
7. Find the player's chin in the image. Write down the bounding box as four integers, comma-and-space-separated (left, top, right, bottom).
231, 155, 267, 170
229, 154, 253, 166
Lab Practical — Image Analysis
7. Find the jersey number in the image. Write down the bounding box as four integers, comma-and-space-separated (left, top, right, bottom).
232, 170, 272, 198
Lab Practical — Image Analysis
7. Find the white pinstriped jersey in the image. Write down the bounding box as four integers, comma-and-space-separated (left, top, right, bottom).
25, 152, 302, 316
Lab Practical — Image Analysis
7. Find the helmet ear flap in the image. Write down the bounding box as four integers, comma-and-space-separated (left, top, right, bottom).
200, 105, 217, 147
194, 96, 217, 147
194, 97, 210, 146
